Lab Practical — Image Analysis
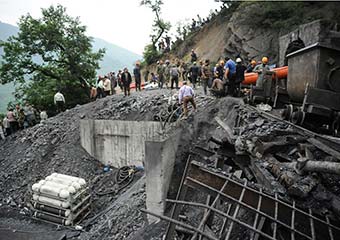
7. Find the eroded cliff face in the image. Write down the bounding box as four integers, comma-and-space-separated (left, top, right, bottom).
172, 2, 340, 65
174, 3, 280, 64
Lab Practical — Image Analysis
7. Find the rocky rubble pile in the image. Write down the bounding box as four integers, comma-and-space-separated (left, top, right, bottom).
0, 89, 220, 239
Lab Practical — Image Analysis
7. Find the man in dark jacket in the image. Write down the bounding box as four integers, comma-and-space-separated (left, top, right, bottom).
189, 62, 200, 89
191, 49, 198, 63
121, 67, 132, 96
235, 58, 247, 97
133, 62, 142, 91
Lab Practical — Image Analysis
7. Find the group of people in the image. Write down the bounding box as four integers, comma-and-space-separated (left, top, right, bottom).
0, 52, 271, 140
146, 53, 271, 118
90, 62, 142, 99
0, 103, 48, 139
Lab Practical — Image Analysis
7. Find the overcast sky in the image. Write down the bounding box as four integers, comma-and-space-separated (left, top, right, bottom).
0, 0, 222, 54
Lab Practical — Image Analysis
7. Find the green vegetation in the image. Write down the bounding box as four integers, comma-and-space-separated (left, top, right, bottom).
0, 5, 104, 113
241, 2, 340, 33
141, 0, 171, 65
0, 22, 141, 114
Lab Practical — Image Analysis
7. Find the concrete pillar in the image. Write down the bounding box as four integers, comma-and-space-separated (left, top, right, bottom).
145, 129, 182, 223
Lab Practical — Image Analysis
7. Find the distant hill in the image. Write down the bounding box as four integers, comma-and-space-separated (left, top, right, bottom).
0, 21, 142, 113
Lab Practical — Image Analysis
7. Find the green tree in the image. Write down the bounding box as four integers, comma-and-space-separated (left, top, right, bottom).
0, 5, 105, 112
141, 0, 171, 64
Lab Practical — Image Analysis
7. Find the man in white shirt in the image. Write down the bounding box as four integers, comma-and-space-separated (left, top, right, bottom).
103, 77, 111, 96
54, 91, 65, 113
178, 81, 196, 118
0, 119, 5, 140
40, 110, 48, 123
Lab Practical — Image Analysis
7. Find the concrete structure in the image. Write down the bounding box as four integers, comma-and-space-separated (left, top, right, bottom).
144, 129, 182, 223
80, 120, 163, 167
279, 20, 340, 66
80, 120, 183, 224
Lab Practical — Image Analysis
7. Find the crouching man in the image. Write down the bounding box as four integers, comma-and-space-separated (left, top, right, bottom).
178, 81, 196, 119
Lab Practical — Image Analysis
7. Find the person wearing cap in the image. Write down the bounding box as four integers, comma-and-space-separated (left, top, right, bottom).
133, 62, 142, 91
235, 58, 247, 97
178, 81, 196, 119
253, 57, 272, 102
121, 67, 132, 96
189, 61, 200, 89
246, 59, 257, 73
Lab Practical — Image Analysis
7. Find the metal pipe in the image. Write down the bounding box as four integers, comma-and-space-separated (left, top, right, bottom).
282, 160, 340, 175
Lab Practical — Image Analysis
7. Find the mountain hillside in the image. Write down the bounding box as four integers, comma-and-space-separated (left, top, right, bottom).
0, 22, 141, 113
171, 2, 340, 65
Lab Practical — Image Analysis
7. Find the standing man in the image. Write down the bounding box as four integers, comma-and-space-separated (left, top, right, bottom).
178, 81, 196, 119
191, 49, 198, 63
2, 116, 10, 136
170, 64, 180, 89
7, 108, 17, 134
117, 70, 123, 91
254, 57, 272, 103
156, 60, 165, 89
97, 77, 105, 99
189, 62, 200, 89
224, 57, 236, 96
201, 59, 212, 95
110, 72, 117, 94
103, 76, 111, 96
121, 67, 132, 96
54, 91, 65, 113
0, 118, 5, 140
235, 58, 247, 97
133, 62, 142, 91
164, 60, 171, 89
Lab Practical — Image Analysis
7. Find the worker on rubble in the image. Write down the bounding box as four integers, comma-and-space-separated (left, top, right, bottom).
235, 58, 247, 97
201, 59, 212, 95
103, 76, 111, 97
164, 60, 171, 89
224, 57, 236, 96
121, 67, 132, 96
215, 60, 225, 80
246, 59, 257, 73
170, 64, 180, 89
178, 81, 196, 119
156, 60, 165, 89
54, 91, 65, 113
133, 62, 142, 91
254, 57, 272, 103
210, 78, 225, 97
189, 62, 200, 89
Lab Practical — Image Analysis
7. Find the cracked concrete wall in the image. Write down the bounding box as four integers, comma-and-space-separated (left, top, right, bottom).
80, 120, 163, 168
